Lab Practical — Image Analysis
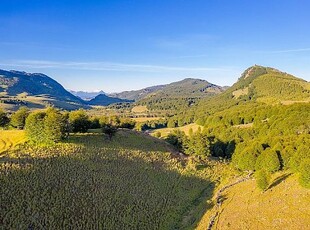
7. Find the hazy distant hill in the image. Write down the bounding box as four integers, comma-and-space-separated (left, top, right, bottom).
70, 90, 106, 100
88, 94, 133, 106
0, 69, 87, 111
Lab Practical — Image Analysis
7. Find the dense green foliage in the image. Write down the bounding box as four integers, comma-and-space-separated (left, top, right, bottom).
298, 160, 310, 188
69, 110, 91, 133
255, 170, 271, 191
0, 109, 9, 127
138, 78, 223, 112
9, 106, 29, 129
25, 108, 67, 144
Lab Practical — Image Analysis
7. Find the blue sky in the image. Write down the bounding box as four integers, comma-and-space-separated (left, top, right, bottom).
0, 0, 309, 92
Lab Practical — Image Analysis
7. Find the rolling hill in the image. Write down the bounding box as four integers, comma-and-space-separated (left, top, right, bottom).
137, 78, 225, 111
194, 65, 310, 114
109, 84, 166, 101
0, 69, 88, 111
88, 93, 133, 106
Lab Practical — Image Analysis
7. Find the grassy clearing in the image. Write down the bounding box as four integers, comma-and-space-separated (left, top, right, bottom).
0, 130, 27, 153
233, 123, 253, 128
131, 105, 148, 113
0, 130, 225, 229
151, 123, 203, 137
197, 171, 310, 230
132, 117, 162, 122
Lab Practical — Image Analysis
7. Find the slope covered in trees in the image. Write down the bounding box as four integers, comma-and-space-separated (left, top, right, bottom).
137, 78, 224, 112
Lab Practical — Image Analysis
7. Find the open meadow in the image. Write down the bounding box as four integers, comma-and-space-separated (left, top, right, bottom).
0, 130, 27, 153
0, 130, 227, 229
151, 123, 203, 137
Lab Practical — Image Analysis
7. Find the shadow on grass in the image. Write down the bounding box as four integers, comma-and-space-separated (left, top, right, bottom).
0, 133, 215, 230
268, 173, 292, 190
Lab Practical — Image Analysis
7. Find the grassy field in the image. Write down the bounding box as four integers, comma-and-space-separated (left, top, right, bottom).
0, 130, 225, 229
0, 130, 27, 153
132, 117, 162, 122
196, 171, 310, 230
151, 123, 203, 137
131, 105, 148, 113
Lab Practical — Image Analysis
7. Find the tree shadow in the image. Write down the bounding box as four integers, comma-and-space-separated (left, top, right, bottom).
208, 136, 236, 158
0, 135, 216, 230
268, 173, 292, 190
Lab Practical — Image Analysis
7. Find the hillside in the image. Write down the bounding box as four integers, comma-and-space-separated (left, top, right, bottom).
195, 65, 310, 114
0, 130, 222, 229
138, 78, 224, 111
0, 69, 87, 111
109, 85, 166, 101
197, 172, 310, 230
88, 93, 133, 106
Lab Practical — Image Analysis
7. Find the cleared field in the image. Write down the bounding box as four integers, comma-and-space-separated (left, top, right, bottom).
0, 130, 222, 229
131, 105, 148, 113
151, 123, 203, 137
0, 130, 27, 153
197, 172, 310, 230
132, 117, 162, 122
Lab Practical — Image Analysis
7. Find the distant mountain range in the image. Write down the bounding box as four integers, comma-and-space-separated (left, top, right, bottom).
0, 69, 225, 111
1, 65, 309, 112
69, 90, 106, 101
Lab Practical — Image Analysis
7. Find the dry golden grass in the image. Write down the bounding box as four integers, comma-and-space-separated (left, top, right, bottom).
0, 130, 27, 153
280, 100, 310, 105
131, 105, 148, 113
232, 87, 248, 99
132, 117, 161, 122
196, 172, 310, 230
151, 123, 203, 137
233, 123, 253, 128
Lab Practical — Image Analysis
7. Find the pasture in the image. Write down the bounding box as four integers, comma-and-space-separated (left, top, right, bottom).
151, 123, 203, 137
0, 130, 27, 153
0, 130, 222, 229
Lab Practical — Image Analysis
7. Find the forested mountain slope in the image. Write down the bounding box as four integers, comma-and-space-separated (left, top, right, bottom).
137, 78, 224, 111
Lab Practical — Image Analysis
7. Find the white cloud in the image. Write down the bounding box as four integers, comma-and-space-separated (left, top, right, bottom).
1, 59, 231, 73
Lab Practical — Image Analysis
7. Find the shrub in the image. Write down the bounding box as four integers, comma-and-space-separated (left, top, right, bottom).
44, 108, 67, 143
10, 107, 29, 129
255, 170, 271, 191
0, 109, 9, 128
185, 131, 210, 157
298, 159, 310, 188
290, 145, 310, 172
25, 109, 67, 144
154, 131, 161, 138
102, 124, 117, 140
255, 148, 281, 173
235, 148, 257, 171
25, 111, 46, 143
69, 110, 91, 133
